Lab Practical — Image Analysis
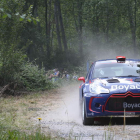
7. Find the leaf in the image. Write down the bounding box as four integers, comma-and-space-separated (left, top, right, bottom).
19, 14, 26, 21
33, 20, 37, 25
20, 14, 26, 19
29, 5, 33, 10
19, 17, 24, 21
0, 8, 4, 12
36, 18, 40, 22
15, 12, 19, 16
2, 14, 7, 18
27, 18, 32, 22
7, 14, 11, 18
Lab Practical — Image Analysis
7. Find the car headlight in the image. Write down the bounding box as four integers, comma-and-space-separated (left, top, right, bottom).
89, 84, 109, 94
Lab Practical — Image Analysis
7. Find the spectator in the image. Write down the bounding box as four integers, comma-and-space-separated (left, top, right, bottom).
73, 72, 78, 80
62, 70, 70, 80
62, 70, 67, 79
48, 68, 60, 81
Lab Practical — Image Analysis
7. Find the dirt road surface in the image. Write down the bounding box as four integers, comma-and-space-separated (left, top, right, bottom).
33, 83, 140, 140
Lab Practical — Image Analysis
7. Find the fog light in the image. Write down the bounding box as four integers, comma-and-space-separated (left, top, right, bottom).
95, 103, 100, 108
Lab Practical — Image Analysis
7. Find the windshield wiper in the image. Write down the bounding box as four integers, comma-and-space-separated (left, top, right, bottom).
94, 77, 108, 78
127, 75, 139, 77
116, 75, 139, 77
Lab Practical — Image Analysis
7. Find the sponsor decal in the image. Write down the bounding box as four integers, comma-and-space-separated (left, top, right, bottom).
123, 102, 140, 109
88, 112, 94, 115
111, 85, 140, 91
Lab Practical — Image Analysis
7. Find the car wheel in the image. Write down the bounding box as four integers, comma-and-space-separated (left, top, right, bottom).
79, 100, 82, 117
82, 98, 94, 125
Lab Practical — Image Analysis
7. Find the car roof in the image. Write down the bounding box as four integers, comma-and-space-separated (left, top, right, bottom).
95, 59, 140, 63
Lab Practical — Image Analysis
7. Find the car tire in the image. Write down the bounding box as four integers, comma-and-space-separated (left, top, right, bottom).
79, 100, 82, 117
82, 98, 94, 125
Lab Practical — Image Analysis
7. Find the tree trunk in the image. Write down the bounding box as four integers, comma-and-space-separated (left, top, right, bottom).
32, 0, 37, 15
33, 0, 41, 32
106, 0, 109, 42
54, 0, 62, 51
77, 0, 83, 58
50, 20, 55, 51
45, 0, 50, 59
57, 0, 68, 52
72, 1, 78, 32
128, 0, 137, 55
48, 0, 52, 48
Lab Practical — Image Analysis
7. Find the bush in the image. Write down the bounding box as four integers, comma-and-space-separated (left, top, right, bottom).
0, 45, 54, 91
15, 62, 54, 91
0, 48, 26, 85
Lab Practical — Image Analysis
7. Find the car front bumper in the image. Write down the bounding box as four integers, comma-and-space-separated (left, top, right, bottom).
84, 92, 140, 118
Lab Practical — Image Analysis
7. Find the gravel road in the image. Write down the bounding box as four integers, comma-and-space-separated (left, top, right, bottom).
33, 83, 140, 140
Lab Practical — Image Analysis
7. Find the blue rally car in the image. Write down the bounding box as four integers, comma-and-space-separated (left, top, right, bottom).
78, 56, 140, 125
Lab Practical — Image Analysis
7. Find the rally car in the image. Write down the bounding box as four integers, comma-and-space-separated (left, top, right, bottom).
78, 56, 140, 125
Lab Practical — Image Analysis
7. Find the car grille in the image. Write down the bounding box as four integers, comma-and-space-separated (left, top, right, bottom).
105, 92, 140, 112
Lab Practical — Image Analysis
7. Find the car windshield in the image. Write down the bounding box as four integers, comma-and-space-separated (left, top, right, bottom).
92, 60, 140, 78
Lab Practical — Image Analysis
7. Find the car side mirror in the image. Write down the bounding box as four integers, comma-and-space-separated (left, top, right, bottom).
78, 77, 85, 83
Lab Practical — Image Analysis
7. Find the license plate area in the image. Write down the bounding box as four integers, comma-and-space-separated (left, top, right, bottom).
125, 112, 135, 116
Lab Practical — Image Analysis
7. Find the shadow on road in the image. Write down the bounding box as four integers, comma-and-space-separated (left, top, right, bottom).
95, 117, 140, 125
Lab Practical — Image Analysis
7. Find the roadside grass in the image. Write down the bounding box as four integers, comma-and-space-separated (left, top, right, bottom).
0, 90, 57, 126
0, 123, 65, 140
0, 88, 64, 140
0, 81, 79, 139
0, 125, 51, 140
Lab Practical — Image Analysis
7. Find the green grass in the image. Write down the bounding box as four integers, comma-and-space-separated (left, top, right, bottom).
0, 88, 67, 140
0, 124, 51, 140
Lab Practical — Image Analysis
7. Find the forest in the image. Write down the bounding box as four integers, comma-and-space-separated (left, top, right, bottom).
0, 0, 140, 89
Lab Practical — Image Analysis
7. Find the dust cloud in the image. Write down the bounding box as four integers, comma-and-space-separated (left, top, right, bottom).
59, 83, 81, 124
82, 31, 138, 61
50, 83, 82, 124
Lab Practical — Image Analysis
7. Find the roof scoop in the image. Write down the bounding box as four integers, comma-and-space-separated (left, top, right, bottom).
134, 78, 140, 82
116, 56, 126, 63
107, 79, 120, 83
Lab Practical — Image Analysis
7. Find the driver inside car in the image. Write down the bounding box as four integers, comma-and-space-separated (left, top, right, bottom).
95, 68, 116, 78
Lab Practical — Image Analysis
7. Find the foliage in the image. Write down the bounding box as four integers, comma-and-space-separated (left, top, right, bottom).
0, 123, 52, 140
1, 0, 140, 88
15, 62, 54, 91
0, 48, 26, 85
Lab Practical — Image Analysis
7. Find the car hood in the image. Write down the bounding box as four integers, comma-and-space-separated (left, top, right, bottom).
86, 77, 140, 93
